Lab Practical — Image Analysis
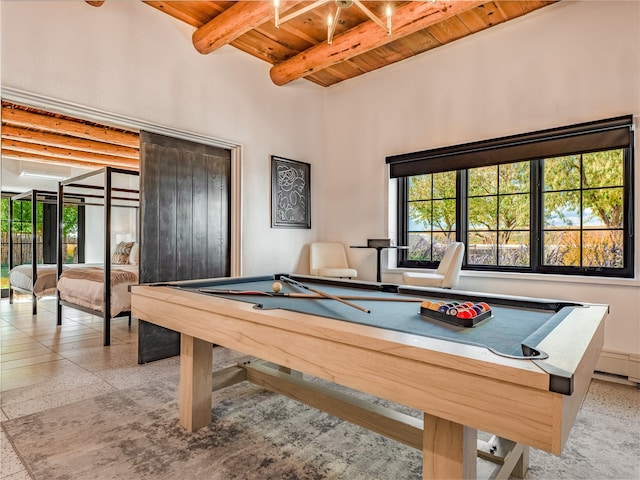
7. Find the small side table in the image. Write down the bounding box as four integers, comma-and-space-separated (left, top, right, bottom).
350, 245, 409, 282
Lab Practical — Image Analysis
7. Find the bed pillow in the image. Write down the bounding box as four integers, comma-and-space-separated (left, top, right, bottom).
129, 243, 139, 265
112, 241, 134, 265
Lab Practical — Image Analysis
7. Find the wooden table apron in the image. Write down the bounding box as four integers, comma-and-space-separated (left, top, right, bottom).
131, 284, 606, 479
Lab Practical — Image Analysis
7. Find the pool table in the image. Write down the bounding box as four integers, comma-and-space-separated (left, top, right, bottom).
131, 274, 607, 480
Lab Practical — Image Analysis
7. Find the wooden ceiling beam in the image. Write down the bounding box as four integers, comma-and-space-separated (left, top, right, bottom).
193, 0, 305, 55
144, 1, 225, 27
270, 0, 485, 86
2, 149, 138, 171
86, 1, 105, 7
2, 125, 139, 160
1, 106, 139, 149
2, 139, 139, 169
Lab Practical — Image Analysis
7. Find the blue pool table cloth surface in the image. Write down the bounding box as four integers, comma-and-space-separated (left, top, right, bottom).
187, 277, 575, 359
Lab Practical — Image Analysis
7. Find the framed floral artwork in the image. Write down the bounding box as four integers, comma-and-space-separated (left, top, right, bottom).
271, 155, 311, 228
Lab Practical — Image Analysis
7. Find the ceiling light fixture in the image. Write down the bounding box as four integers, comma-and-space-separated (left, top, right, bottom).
19, 171, 69, 181
274, 0, 392, 45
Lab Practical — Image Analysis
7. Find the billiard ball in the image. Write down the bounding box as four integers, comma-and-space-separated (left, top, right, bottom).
456, 309, 473, 319
478, 302, 491, 312
439, 303, 456, 313
272, 281, 283, 293
429, 302, 444, 311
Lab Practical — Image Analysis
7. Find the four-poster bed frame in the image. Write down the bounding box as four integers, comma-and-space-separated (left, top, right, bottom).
56, 167, 140, 346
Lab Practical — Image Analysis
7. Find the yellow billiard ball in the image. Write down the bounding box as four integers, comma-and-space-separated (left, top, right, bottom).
272, 281, 283, 293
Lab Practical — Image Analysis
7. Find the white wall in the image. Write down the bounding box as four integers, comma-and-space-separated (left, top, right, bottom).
322, 1, 640, 358
84, 205, 104, 263
83, 205, 137, 264
1, 0, 325, 276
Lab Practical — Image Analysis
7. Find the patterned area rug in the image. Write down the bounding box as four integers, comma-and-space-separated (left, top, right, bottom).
3, 378, 422, 480
3, 364, 639, 479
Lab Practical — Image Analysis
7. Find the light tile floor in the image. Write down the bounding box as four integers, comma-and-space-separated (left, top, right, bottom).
0, 296, 180, 480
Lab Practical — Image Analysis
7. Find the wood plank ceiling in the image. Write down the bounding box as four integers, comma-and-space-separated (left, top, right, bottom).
1, 1, 556, 172
139, 0, 557, 87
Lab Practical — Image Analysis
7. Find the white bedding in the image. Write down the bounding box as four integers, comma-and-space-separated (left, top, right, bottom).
57, 265, 138, 317
10, 264, 61, 297
9, 263, 103, 297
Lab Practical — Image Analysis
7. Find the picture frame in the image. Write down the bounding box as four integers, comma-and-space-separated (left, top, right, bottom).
271, 155, 311, 228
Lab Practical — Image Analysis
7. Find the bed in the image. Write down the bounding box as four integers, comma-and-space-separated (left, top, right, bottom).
55, 167, 140, 346
57, 263, 138, 317
8, 189, 59, 314
10, 264, 61, 299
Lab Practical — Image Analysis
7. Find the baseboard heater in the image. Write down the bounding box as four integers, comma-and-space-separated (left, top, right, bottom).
595, 349, 640, 384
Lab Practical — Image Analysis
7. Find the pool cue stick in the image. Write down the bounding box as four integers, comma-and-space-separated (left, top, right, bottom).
279, 276, 371, 314
284, 294, 421, 302
198, 288, 422, 302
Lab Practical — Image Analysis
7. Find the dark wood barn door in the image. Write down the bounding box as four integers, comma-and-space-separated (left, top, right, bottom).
138, 131, 232, 363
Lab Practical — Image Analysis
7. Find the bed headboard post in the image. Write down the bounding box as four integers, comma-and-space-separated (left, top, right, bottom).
103, 168, 113, 346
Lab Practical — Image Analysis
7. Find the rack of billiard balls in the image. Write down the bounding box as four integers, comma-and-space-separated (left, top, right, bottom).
419, 300, 492, 327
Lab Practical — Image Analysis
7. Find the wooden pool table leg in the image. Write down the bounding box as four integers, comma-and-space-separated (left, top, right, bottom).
423, 413, 477, 479
512, 445, 530, 479
179, 334, 213, 432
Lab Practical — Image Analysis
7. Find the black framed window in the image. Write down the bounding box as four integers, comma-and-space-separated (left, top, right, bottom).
1, 194, 17, 293
389, 116, 634, 277
405, 171, 457, 264
467, 161, 531, 267
1, 193, 85, 291
50, 202, 85, 264
541, 150, 625, 272
10, 197, 44, 265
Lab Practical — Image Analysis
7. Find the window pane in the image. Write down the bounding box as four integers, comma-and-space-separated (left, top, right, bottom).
469, 196, 497, 230
583, 150, 623, 188
544, 191, 580, 228
543, 231, 580, 266
433, 171, 456, 199
35, 203, 44, 264
468, 166, 497, 196
63, 205, 79, 237
405, 172, 456, 265
409, 201, 432, 230
468, 232, 497, 265
499, 162, 529, 194
432, 199, 456, 232
432, 233, 454, 261
12, 200, 35, 266
583, 188, 623, 228
63, 205, 80, 263
582, 230, 623, 268
499, 194, 530, 230
499, 231, 530, 266
408, 174, 432, 201
407, 232, 431, 261
1, 198, 8, 289
544, 155, 580, 191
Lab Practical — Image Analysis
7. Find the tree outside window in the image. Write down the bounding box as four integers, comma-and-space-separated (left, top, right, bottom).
0, 198, 82, 291
467, 162, 530, 267
406, 171, 456, 263
543, 150, 624, 269
399, 148, 629, 276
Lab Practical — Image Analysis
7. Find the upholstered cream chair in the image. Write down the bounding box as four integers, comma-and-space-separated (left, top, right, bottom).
402, 242, 464, 288
310, 242, 357, 279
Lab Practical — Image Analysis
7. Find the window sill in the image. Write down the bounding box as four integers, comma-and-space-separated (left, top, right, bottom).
387, 267, 640, 288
